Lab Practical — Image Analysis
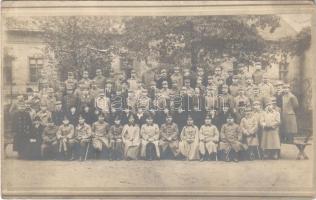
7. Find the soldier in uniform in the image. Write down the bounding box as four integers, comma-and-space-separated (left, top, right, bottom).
36, 105, 52, 127
219, 115, 244, 162
128, 69, 138, 91
249, 86, 265, 108
234, 88, 250, 111
218, 84, 234, 110
281, 84, 299, 144
56, 117, 76, 160
170, 66, 183, 90
122, 115, 141, 160
62, 88, 79, 112
12, 104, 32, 159
67, 106, 79, 127
205, 87, 218, 112
109, 115, 124, 160
38, 70, 48, 91
258, 74, 275, 98
260, 101, 281, 159
199, 115, 219, 161
41, 118, 58, 159
40, 87, 56, 112
74, 116, 92, 161
156, 69, 170, 89
64, 72, 77, 91
78, 70, 92, 90
92, 114, 111, 159
159, 114, 180, 159
252, 62, 264, 85
229, 75, 240, 97
81, 105, 95, 125
179, 116, 200, 161
274, 80, 284, 109
93, 69, 105, 90
140, 115, 160, 160
240, 107, 260, 160
78, 89, 94, 112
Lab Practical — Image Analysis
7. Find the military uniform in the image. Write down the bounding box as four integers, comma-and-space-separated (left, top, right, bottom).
75, 122, 92, 159
140, 123, 160, 158
56, 124, 76, 157
109, 124, 124, 160
36, 110, 52, 126
179, 125, 200, 160
159, 122, 179, 157
219, 123, 244, 152
92, 121, 111, 151
41, 124, 58, 159
122, 124, 140, 160
199, 124, 219, 156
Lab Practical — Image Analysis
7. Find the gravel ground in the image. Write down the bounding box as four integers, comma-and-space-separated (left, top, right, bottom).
2, 144, 314, 196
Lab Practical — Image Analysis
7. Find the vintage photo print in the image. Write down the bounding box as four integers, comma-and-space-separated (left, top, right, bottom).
1, 1, 315, 198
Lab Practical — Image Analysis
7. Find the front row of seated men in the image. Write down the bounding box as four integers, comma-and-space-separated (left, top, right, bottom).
13, 99, 281, 162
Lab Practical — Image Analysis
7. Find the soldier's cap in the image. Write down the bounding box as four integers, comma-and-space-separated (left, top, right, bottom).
146, 114, 153, 120
150, 80, 156, 85
114, 115, 121, 121
222, 103, 230, 108
96, 69, 102, 72
79, 115, 85, 120
215, 66, 222, 70
34, 116, 41, 122
98, 113, 105, 118
283, 83, 290, 88
68, 72, 73, 76
128, 114, 135, 121
238, 87, 244, 91
205, 115, 211, 120
184, 78, 191, 82
233, 75, 239, 79
99, 89, 105, 94
26, 88, 33, 93
253, 86, 259, 90
227, 68, 233, 72
275, 80, 283, 86
162, 80, 168, 84
238, 101, 246, 107
25, 103, 31, 108
227, 114, 234, 119
265, 101, 273, 106
245, 107, 252, 112
161, 69, 167, 73
181, 86, 187, 90
47, 117, 53, 123
55, 101, 62, 105
48, 88, 54, 92
207, 75, 213, 79
270, 97, 277, 103
262, 74, 269, 78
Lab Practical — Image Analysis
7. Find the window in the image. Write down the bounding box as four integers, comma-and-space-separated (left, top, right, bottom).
29, 57, 43, 83
4, 56, 13, 85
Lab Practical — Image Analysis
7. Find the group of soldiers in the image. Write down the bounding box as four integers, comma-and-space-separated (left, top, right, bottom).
9, 62, 301, 161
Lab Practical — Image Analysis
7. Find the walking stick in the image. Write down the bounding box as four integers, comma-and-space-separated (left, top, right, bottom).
84, 142, 90, 161
257, 146, 262, 160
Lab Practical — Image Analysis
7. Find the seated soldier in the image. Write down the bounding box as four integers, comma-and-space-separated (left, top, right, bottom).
56, 117, 76, 160
199, 115, 219, 161
240, 107, 260, 160
219, 115, 244, 162
75, 116, 93, 161
109, 115, 124, 160
179, 115, 200, 161
41, 118, 58, 159
92, 114, 110, 159
159, 114, 180, 159
140, 115, 160, 160
122, 115, 141, 160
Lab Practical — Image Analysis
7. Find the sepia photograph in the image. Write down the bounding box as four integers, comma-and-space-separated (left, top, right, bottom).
1, 1, 315, 198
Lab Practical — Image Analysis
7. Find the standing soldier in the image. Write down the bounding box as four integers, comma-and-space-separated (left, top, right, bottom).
12, 104, 32, 159
140, 115, 160, 160
274, 80, 284, 109
64, 72, 77, 91
79, 89, 94, 112
156, 69, 170, 89
128, 69, 138, 91
170, 66, 183, 90
249, 86, 265, 108
109, 116, 124, 160
179, 116, 200, 161
229, 75, 240, 97
252, 62, 264, 85
38, 70, 48, 91
41, 118, 58, 159
122, 115, 141, 160
218, 84, 234, 110
234, 88, 250, 111
258, 74, 275, 98
240, 107, 260, 160
199, 115, 219, 161
79, 70, 92, 90
62, 88, 79, 112
260, 101, 281, 159
36, 105, 52, 127
159, 114, 180, 159
56, 117, 76, 160
93, 69, 106, 90
205, 87, 218, 112
281, 84, 299, 144
92, 114, 111, 159
219, 115, 244, 162
26, 116, 44, 160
